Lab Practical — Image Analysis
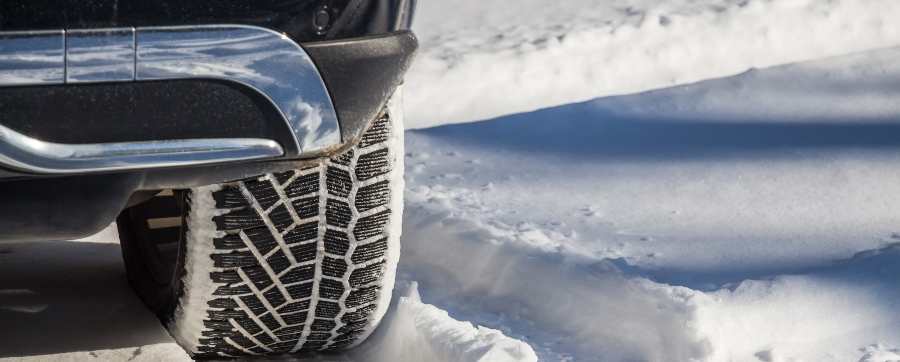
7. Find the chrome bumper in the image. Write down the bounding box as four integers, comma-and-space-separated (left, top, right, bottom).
0, 25, 341, 174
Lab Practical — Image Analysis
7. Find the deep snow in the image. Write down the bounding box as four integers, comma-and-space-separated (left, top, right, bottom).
4, 0, 900, 361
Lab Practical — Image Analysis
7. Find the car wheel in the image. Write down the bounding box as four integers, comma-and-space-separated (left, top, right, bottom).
118, 105, 404, 358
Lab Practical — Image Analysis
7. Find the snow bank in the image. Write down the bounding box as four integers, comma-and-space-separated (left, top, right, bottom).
351, 282, 537, 362
399, 201, 712, 361
407, 0, 900, 128
399, 192, 900, 360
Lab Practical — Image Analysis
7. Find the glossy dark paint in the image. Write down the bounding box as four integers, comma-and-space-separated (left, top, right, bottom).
0, 0, 414, 42
305, 31, 417, 143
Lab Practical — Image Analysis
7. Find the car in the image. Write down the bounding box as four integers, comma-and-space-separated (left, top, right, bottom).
0, 0, 416, 358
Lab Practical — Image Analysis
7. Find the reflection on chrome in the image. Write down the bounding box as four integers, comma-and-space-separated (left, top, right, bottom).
136, 25, 340, 154
0, 122, 284, 174
0, 31, 65, 85
0, 25, 341, 166
66, 28, 136, 83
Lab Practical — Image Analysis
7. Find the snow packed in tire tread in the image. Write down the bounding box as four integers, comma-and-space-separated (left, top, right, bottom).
192, 115, 395, 357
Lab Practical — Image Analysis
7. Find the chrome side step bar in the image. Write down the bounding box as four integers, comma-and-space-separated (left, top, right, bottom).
0, 25, 341, 174
0, 123, 283, 174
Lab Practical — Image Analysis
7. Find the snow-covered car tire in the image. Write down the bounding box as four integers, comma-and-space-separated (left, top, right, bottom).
117, 109, 404, 358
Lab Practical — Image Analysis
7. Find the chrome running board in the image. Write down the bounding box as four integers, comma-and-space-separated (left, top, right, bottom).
0, 25, 340, 174
0, 123, 283, 174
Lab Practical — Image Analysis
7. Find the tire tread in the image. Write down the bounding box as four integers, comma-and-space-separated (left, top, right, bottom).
187, 114, 398, 358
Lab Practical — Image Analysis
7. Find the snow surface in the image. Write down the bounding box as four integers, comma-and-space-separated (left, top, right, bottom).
407, 0, 900, 128
398, 47, 900, 361
399, 47, 900, 361
4, 1, 900, 361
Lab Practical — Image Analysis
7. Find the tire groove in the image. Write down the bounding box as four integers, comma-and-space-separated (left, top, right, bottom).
292, 162, 328, 353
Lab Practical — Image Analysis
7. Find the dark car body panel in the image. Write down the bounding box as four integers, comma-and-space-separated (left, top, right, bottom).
0, 0, 415, 42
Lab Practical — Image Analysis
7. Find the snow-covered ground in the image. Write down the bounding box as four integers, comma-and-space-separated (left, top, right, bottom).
401, 47, 900, 361
5, 0, 900, 361
407, 0, 900, 128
